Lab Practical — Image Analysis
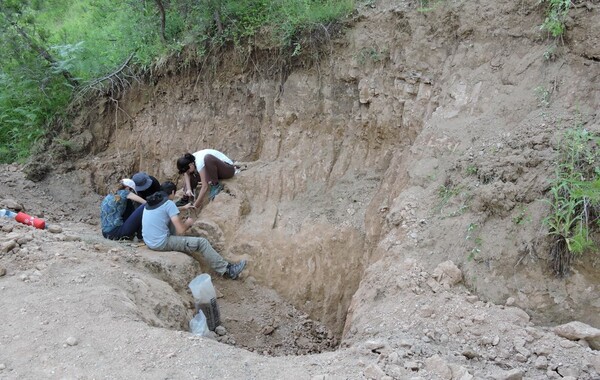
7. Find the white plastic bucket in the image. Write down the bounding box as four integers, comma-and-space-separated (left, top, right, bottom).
188, 273, 217, 303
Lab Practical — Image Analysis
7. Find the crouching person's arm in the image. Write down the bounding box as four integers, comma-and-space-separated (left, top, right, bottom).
171, 215, 195, 236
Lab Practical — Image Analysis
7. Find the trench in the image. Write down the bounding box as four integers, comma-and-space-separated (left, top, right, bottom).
133, 242, 361, 357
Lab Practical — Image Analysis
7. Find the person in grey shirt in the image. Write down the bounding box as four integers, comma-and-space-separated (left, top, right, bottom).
142, 181, 246, 279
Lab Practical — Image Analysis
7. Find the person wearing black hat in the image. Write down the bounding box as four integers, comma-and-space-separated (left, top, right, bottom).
132, 172, 161, 200
142, 181, 246, 279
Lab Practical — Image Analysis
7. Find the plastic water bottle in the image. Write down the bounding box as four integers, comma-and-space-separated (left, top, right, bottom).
0, 209, 17, 219
188, 274, 221, 331
189, 310, 209, 336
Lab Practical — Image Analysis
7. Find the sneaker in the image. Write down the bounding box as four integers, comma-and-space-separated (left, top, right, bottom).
225, 260, 246, 280
208, 183, 224, 201
175, 196, 190, 207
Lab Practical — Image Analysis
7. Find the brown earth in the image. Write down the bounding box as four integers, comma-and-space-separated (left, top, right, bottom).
1, 0, 600, 378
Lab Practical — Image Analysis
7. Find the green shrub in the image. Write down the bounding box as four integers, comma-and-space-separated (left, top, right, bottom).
544, 127, 600, 276
0, 0, 355, 164
540, 0, 571, 38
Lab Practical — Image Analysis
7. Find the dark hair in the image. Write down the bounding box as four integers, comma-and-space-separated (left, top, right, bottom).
160, 181, 177, 195
177, 153, 195, 174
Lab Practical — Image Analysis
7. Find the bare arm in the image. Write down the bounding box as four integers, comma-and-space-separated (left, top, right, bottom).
171, 214, 195, 236
178, 203, 195, 212
193, 169, 209, 208
127, 193, 147, 204
184, 172, 193, 197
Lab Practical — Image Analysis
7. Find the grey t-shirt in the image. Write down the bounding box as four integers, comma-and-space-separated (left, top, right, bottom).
142, 199, 179, 249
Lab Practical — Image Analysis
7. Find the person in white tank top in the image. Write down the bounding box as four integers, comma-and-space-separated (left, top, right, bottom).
176, 149, 235, 208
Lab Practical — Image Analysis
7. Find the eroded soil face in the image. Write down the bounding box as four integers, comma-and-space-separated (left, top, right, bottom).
1, 0, 600, 378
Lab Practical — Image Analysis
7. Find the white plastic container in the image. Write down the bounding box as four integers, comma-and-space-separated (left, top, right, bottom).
189, 273, 217, 303
188, 274, 220, 331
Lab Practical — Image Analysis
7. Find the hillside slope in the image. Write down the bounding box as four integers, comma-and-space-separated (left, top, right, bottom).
1, 0, 599, 378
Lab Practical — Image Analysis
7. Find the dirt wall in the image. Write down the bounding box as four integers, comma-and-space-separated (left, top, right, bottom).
36, 0, 600, 335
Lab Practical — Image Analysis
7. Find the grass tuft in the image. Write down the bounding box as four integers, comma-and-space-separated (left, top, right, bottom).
543, 126, 600, 276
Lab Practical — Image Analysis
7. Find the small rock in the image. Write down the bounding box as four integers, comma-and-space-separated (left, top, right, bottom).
365, 340, 387, 351
404, 361, 420, 370
515, 353, 527, 362
364, 363, 386, 380
420, 306, 434, 318
432, 261, 462, 287
61, 234, 81, 242
505, 297, 515, 306
0, 267, 6, 277
466, 295, 479, 303
560, 339, 578, 348
1, 240, 17, 253
2, 199, 22, 210
0, 363, 5, 370
261, 325, 275, 335
425, 355, 452, 379
46, 225, 62, 233
490, 368, 523, 380
556, 365, 579, 378
462, 350, 480, 359
66, 336, 78, 346
534, 355, 548, 369
492, 336, 500, 346
215, 326, 227, 336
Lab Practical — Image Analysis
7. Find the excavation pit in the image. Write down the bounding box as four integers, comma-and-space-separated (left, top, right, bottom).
132, 247, 345, 357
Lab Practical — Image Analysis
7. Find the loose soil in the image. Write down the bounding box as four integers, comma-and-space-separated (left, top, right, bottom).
1, 0, 600, 379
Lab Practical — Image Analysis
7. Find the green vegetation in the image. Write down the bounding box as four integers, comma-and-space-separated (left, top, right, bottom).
512, 206, 532, 225
416, 0, 444, 13
356, 46, 387, 65
544, 127, 600, 276
465, 222, 482, 261
0, 0, 355, 163
539, 0, 572, 38
465, 164, 478, 176
434, 181, 472, 218
534, 85, 551, 108
434, 182, 462, 214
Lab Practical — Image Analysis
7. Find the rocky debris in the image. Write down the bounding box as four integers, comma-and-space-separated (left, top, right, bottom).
0, 199, 23, 211
432, 261, 462, 287
553, 321, 600, 350
1, 240, 17, 253
0, 267, 6, 276
363, 363, 386, 379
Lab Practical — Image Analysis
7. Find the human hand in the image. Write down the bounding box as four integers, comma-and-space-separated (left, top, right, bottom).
184, 217, 195, 228
181, 203, 195, 211
185, 189, 194, 197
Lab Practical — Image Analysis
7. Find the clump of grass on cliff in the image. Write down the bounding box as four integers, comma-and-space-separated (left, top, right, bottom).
544, 127, 600, 276
540, 0, 572, 38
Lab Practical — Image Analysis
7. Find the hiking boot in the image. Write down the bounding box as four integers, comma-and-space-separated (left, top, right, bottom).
208, 183, 224, 201
225, 260, 246, 280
